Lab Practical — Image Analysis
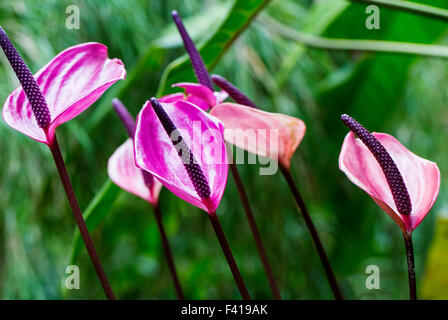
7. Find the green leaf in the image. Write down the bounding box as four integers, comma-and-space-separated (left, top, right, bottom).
156, 0, 271, 96
69, 180, 121, 264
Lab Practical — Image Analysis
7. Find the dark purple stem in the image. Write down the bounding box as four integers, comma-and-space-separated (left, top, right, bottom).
212, 75, 259, 109
112, 98, 136, 139
403, 232, 417, 300
208, 211, 251, 300
229, 162, 281, 299
280, 165, 343, 300
49, 136, 115, 300
171, 11, 214, 91
153, 203, 184, 299
341, 114, 412, 215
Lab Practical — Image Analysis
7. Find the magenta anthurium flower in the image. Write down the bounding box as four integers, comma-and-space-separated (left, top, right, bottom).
2, 40, 126, 146
108, 139, 163, 206
210, 102, 306, 169
0, 27, 123, 299
339, 114, 440, 234
134, 98, 228, 214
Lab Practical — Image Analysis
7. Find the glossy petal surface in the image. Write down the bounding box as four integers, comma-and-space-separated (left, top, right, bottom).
3, 42, 126, 144
134, 99, 228, 213
108, 139, 162, 205
339, 132, 440, 233
210, 103, 306, 168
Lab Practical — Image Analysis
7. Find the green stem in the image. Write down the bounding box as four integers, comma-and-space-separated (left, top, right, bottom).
349, 0, 448, 21
263, 15, 448, 58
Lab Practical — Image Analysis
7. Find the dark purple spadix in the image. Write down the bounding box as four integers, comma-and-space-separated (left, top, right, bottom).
212, 75, 259, 109
112, 98, 136, 139
171, 10, 214, 91
150, 97, 211, 199
341, 114, 412, 215
112, 98, 154, 189
0, 27, 51, 128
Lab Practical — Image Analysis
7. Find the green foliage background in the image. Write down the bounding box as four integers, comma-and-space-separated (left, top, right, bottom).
0, 0, 447, 299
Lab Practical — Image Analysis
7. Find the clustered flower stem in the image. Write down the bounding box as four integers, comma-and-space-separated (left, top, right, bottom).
229, 160, 281, 299
49, 136, 115, 300
402, 232, 417, 300
208, 211, 251, 300
279, 164, 343, 300
153, 203, 184, 299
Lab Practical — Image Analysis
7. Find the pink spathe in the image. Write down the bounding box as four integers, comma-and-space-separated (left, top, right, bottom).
134, 99, 228, 214
339, 132, 440, 234
108, 139, 162, 206
159, 82, 227, 111
3, 42, 126, 145
210, 102, 306, 168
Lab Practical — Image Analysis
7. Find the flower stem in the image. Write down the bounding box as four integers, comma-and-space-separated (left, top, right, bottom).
229, 162, 281, 299
279, 164, 343, 300
349, 0, 448, 22
402, 231, 417, 300
49, 135, 115, 300
208, 211, 251, 300
152, 203, 184, 299
263, 15, 448, 59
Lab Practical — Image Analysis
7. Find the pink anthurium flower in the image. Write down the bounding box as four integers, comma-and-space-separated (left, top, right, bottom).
108, 139, 162, 206
2, 40, 126, 146
210, 102, 306, 169
339, 114, 440, 300
339, 114, 440, 234
134, 98, 228, 214
0, 27, 123, 299
134, 96, 250, 299
108, 98, 183, 299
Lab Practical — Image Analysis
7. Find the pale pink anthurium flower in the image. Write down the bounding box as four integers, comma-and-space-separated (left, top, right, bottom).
339, 114, 440, 234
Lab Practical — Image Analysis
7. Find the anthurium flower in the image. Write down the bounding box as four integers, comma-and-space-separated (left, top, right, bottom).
339, 114, 440, 234
134, 97, 228, 214
109, 98, 183, 299
210, 102, 306, 169
0, 27, 122, 299
135, 97, 250, 299
2, 37, 126, 146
